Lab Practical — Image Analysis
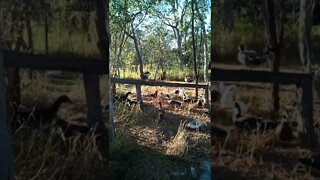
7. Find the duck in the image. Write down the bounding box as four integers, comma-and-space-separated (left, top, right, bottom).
275, 114, 293, 142
178, 88, 185, 98
142, 71, 150, 80
126, 99, 140, 106
183, 93, 195, 103
186, 119, 207, 132
151, 90, 158, 99
219, 84, 235, 109
184, 76, 193, 83
157, 102, 165, 123
54, 118, 92, 137
237, 45, 266, 69
159, 71, 166, 81
166, 94, 182, 107
18, 95, 72, 128
211, 85, 221, 103
212, 124, 228, 138
196, 97, 204, 107
114, 92, 132, 102
232, 102, 262, 134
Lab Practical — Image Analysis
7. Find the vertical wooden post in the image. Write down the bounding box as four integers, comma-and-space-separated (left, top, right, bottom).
83, 73, 108, 155
204, 86, 209, 108
299, 78, 318, 147
106, 76, 115, 143
0, 50, 14, 180
136, 84, 142, 103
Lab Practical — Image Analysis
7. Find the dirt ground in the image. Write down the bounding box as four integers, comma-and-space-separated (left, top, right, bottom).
110, 83, 211, 178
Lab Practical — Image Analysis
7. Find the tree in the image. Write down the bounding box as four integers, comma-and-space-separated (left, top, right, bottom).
195, 0, 210, 82
153, 0, 190, 70
111, 0, 159, 80
263, 0, 285, 115
298, 0, 316, 72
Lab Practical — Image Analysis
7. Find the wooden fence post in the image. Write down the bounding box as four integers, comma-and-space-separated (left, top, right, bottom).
83, 73, 108, 156
0, 50, 14, 180
204, 86, 209, 108
299, 78, 318, 148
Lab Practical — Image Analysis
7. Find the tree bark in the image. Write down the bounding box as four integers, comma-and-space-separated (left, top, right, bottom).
263, 0, 284, 115
191, 0, 199, 97
130, 23, 145, 80
298, 0, 316, 72
220, 0, 235, 32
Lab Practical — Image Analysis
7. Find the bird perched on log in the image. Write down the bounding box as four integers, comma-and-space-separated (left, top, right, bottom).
142, 71, 150, 81
114, 92, 132, 102
18, 95, 72, 128
185, 76, 194, 83
166, 94, 182, 107
237, 45, 267, 70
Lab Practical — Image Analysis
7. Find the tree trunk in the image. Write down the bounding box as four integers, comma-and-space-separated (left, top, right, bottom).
191, 0, 198, 98
220, 0, 235, 32
298, 0, 317, 148
177, 31, 184, 70
263, 0, 284, 115
298, 0, 316, 72
131, 24, 144, 80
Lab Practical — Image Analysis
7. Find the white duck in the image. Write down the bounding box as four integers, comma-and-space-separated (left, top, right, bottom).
237, 45, 266, 69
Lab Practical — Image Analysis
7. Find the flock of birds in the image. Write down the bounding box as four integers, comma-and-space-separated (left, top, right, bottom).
113, 87, 206, 125
211, 82, 318, 142
212, 81, 320, 173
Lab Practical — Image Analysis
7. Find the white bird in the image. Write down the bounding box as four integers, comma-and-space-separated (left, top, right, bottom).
237, 45, 266, 70
178, 88, 185, 98
232, 102, 262, 134
219, 83, 235, 109
184, 76, 193, 83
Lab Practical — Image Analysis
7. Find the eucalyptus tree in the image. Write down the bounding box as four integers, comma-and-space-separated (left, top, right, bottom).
110, 0, 159, 80
298, 0, 316, 72
195, 0, 210, 82
152, 0, 191, 70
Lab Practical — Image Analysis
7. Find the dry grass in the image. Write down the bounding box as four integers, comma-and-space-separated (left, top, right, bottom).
110, 82, 211, 179
166, 121, 189, 156
212, 67, 320, 179
13, 69, 109, 179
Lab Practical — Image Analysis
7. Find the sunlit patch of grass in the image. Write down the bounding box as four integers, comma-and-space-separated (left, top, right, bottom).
166, 121, 189, 157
